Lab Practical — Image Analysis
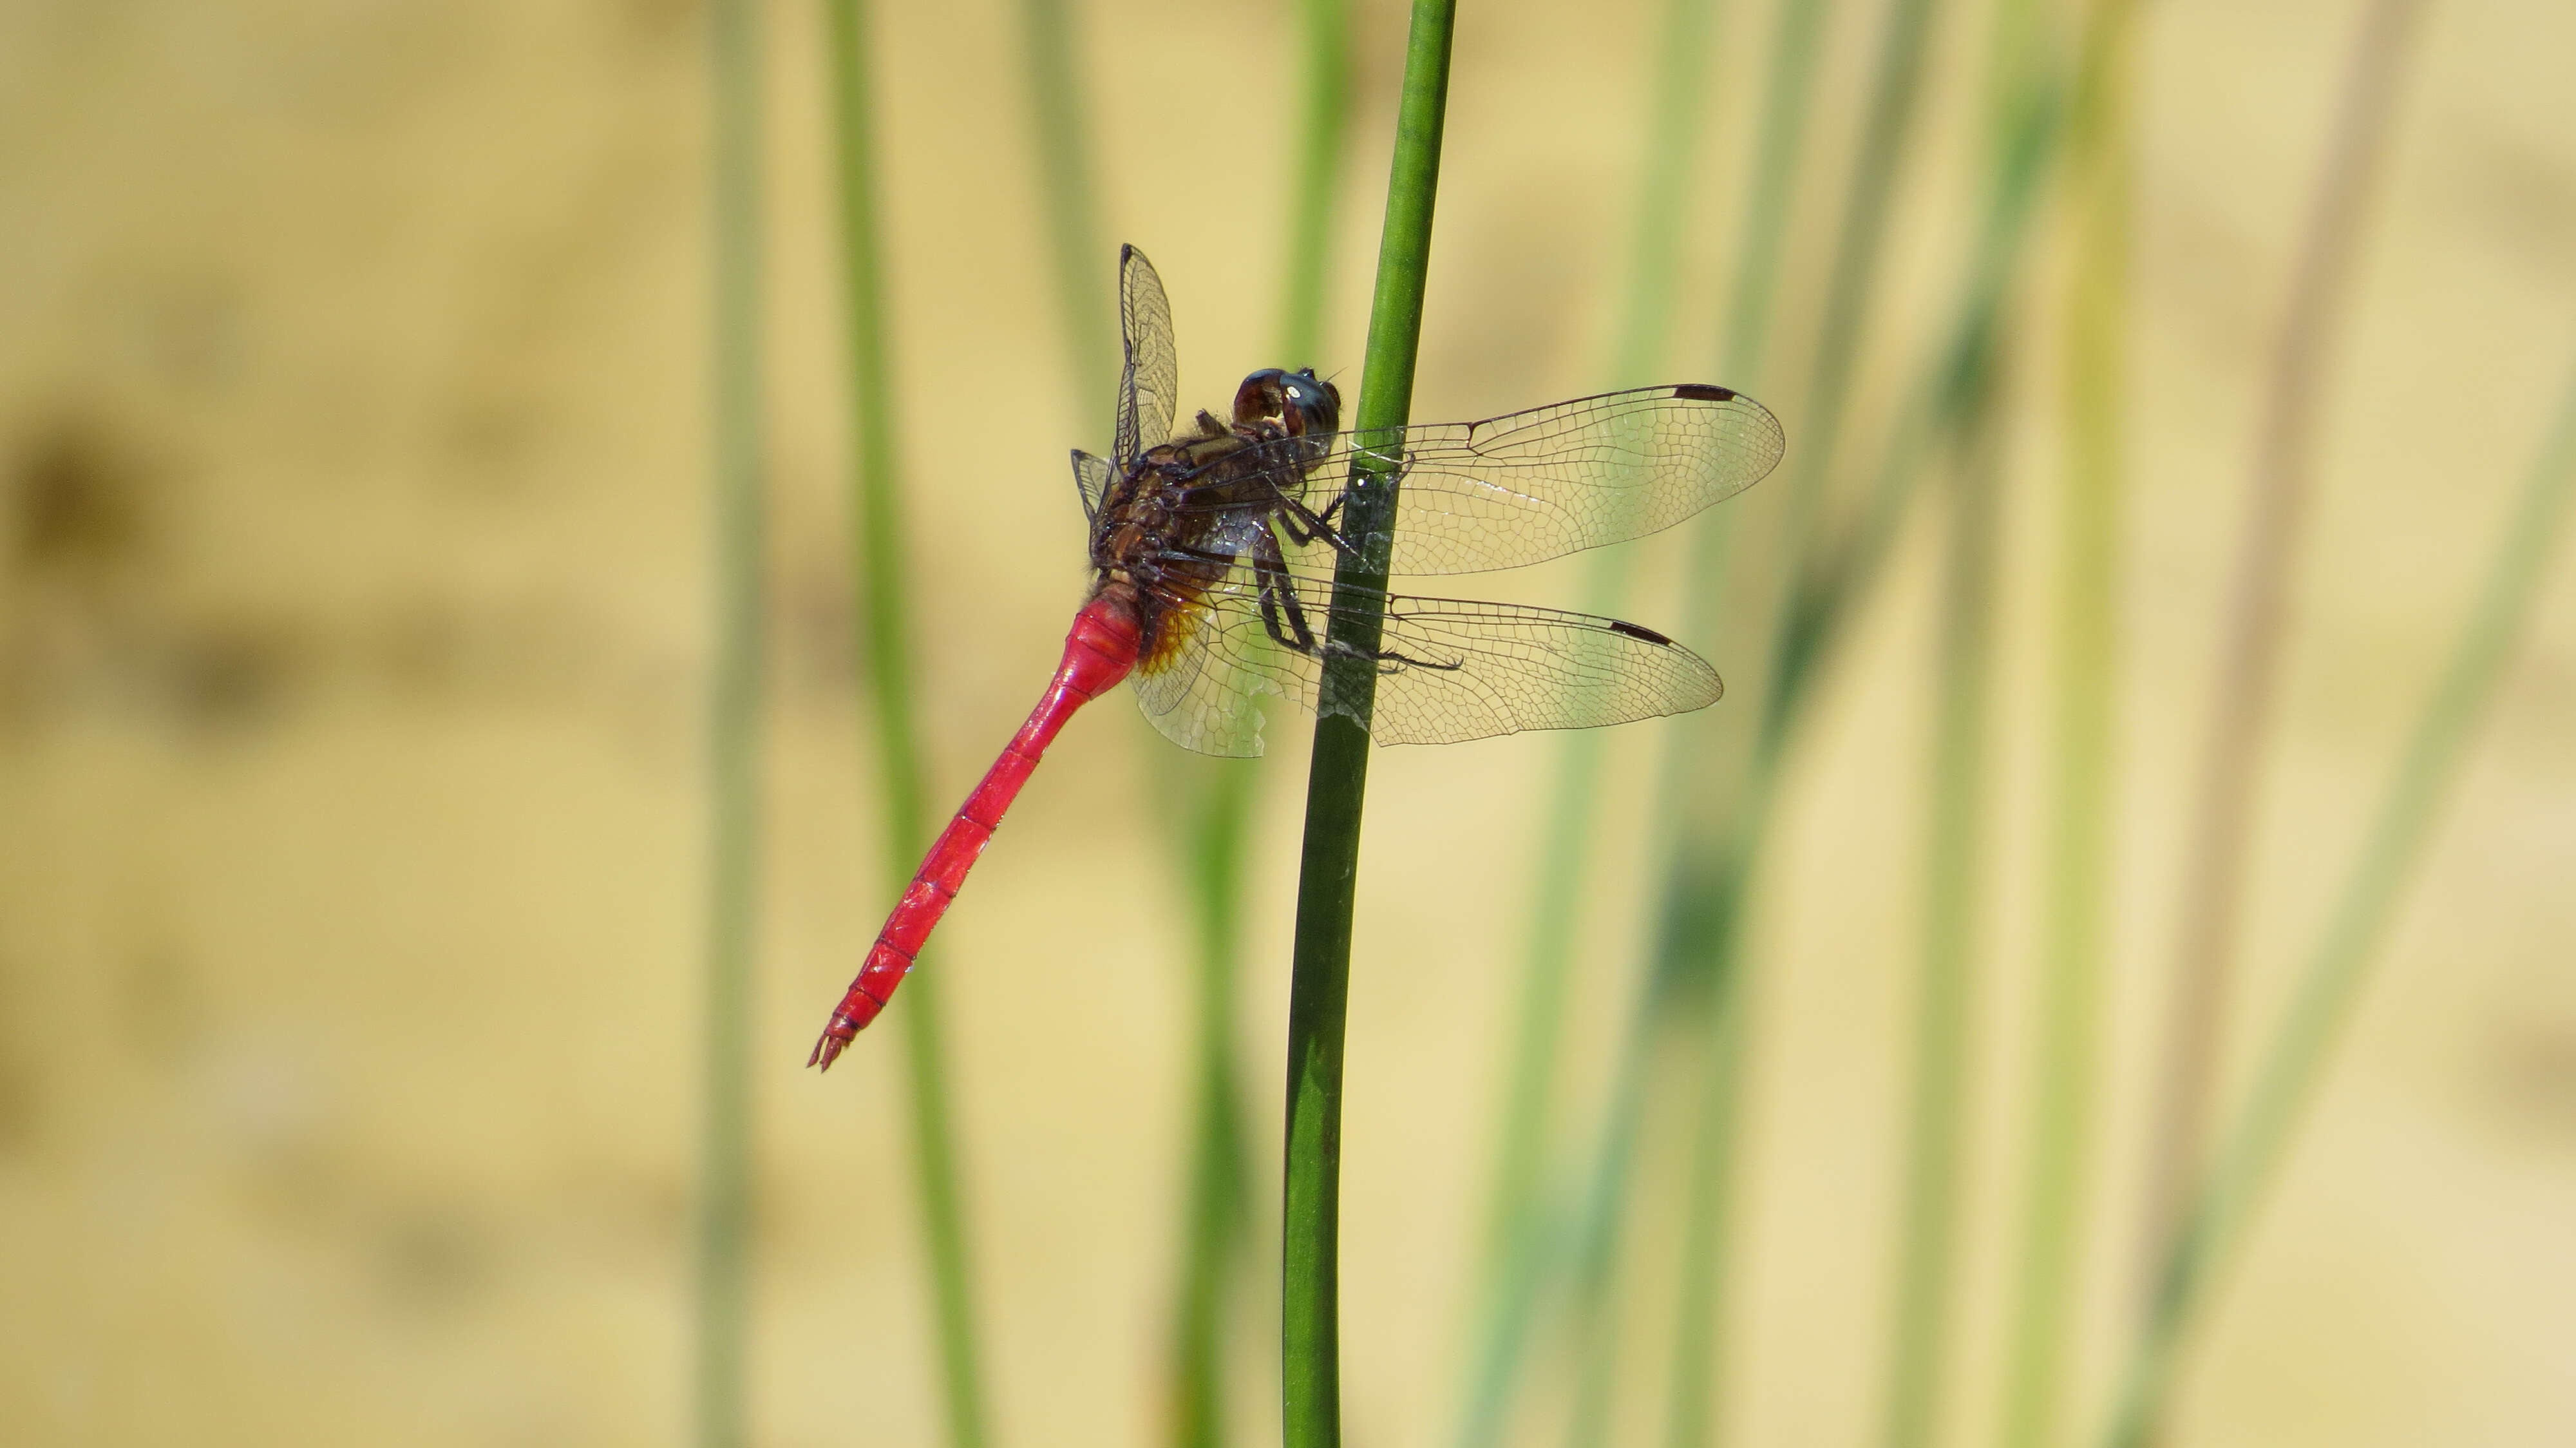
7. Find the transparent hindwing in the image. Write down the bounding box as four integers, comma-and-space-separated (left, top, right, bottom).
1131, 548, 1722, 756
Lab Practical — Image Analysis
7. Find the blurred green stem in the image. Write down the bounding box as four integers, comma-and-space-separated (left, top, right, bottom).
1768, 0, 1942, 584
1016, 0, 1116, 413
1779, 21, 2061, 731
1653, 5, 1835, 1443
1880, 368, 2005, 1448
1470, 0, 1943, 1438
1174, 10, 1350, 1445
1459, 0, 1723, 1442
2103, 355, 2576, 1448
1721, 0, 1833, 388
696, 0, 762, 1443
1878, 6, 2045, 1447
826, 5, 990, 1448
1995, 3, 2134, 1446
1282, 5, 1453, 1445
1535, 0, 1948, 1439
1177, 762, 1255, 1448
1663, 6, 2079, 1440
1280, 0, 1350, 369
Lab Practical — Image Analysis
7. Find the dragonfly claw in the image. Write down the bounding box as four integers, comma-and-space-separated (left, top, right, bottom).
809, 1027, 854, 1072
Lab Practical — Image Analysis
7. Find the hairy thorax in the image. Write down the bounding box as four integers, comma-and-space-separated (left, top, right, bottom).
1089, 410, 1293, 651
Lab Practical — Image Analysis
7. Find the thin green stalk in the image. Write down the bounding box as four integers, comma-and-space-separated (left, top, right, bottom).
898, 959, 987, 1448
1457, 0, 1723, 1441
1653, 6, 1837, 1443
1555, 732, 1781, 1448
2139, 0, 2429, 1308
1668, 0, 1949, 1319
1769, 0, 1943, 587
1535, 0, 1951, 1438
1779, 36, 2061, 734
1654, 913, 1754, 1448
825, 6, 990, 1448
1718, 0, 1835, 385
1173, 9, 1350, 1445
1282, 5, 1454, 1445
1995, 3, 2135, 1445
2101, 354, 2576, 1448
1015, 0, 1117, 413
1177, 761, 1256, 1448
1609, 0, 1727, 391
1280, 0, 1351, 370
1648, 62, 2078, 1448
695, 0, 762, 1442
1540, 6, 1738, 1444
1878, 7, 2044, 1446
1879, 367, 2006, 1448
1555, 998, 1703, 1448
1655, 5, 2080, 1440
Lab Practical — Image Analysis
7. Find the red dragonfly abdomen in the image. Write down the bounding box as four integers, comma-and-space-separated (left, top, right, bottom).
810, 587, 1145, 1071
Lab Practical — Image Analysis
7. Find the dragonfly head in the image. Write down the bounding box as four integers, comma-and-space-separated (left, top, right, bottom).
1233, 367, 1341, 439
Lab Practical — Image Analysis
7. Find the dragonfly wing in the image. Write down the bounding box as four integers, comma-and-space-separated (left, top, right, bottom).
1114, 245, 1180, 470
1130, 594, 1286, 758
1171, 561, 1722, 748
1381, 385, 1783, 573
1072, 448, 1113, 526
1188, 385, 1785, 576
1128, 511, 1283, 758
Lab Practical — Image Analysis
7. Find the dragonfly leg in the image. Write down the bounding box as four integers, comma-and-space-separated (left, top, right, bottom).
1331, 639, 1462, 674
1252, 531, 1321, 654
1274, 495, 1359, 557
1251, 536, 1459, 675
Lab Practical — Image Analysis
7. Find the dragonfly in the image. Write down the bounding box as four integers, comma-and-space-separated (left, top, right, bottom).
810, 245, 1785, 1069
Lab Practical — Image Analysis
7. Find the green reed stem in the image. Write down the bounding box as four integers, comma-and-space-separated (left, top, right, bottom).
1524, 0, 1946, 1440
1781, 37, 2060, 734
1878, 8, 2046, 1446
1177, 759, 1257, 1448
1880, 368, 2006, 1448
1652, 5, 1836, 1444
1995, 5, 2134, 1446
1671, 8, 2079, 1442
1719, 0, 1833, 386
1768, 0, 1942, 584
1455, 0, 1722, 1442
1173, 8, 1350, 1447
1281, 0, 1351, 370
1611, 0, 1727, 390
1473, 0, 1937, 1433
695, 0, 762, 1443
1683, 0, 1949, 1255
825, 6, 990, 1447
1015, 0, 1117, 413
2100, 354, 2576, 1448
1282, 5, 1453, 1445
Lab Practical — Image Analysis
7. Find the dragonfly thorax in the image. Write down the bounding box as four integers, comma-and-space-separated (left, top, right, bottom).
1092, 394, 1304, 555
1085, 399, 1333, 672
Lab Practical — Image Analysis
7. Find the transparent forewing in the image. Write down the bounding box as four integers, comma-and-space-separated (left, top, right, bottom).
1132, 557, 1722, 752
1113, 245, 1180, 470
1072, 449, 1114, 526
1180, 385, 1785, 576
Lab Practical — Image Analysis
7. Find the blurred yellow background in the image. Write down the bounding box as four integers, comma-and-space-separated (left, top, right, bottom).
3, 1, 2572, 1446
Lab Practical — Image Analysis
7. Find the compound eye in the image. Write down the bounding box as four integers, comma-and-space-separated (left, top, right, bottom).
1231, 369, 1290, 428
